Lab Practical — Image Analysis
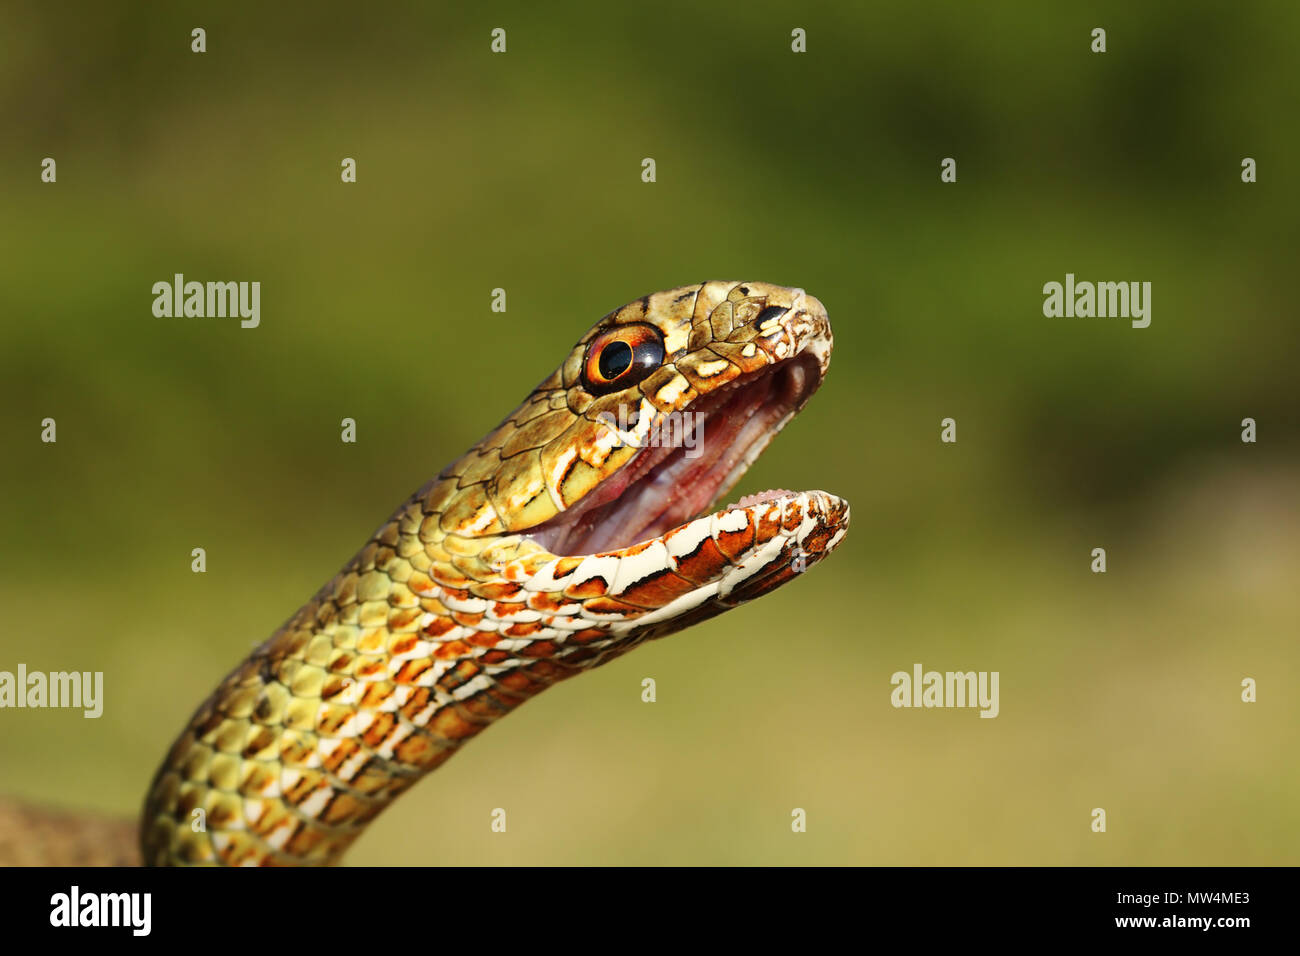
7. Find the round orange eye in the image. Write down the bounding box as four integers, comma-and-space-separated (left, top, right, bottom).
581, 323, 666, 395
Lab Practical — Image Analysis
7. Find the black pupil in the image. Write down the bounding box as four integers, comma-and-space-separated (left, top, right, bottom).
599, 340, 633, 380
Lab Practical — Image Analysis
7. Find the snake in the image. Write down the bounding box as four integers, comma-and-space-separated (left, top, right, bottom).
2, 281, 849, 866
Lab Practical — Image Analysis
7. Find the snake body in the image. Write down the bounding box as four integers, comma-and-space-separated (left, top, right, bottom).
20, 282, 851, 865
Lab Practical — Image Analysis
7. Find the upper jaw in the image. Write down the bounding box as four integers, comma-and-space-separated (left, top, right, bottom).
523, 288, 834, 558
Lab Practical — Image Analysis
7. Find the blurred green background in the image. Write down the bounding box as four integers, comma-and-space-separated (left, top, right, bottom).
1, 2, 1296, 865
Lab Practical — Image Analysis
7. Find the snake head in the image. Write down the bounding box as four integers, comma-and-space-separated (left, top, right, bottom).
138, 282, 850, 867
426, 280, 849, 645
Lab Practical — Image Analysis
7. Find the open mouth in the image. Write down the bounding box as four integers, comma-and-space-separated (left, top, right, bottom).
525, 351, 825, 557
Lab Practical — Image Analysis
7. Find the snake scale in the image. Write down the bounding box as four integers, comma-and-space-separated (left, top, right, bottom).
9, 281, 850, 865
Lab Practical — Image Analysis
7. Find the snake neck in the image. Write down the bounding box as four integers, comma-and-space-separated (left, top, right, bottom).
139, 477, 639, 865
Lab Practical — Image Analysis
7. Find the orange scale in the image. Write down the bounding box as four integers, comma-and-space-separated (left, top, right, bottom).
474, 580, 524, 601
523, 658, 569, 681
565, 577, 609, 599
394, 734, 449, 770
428, 705, 483, 742
518, 640, 560, 659
387, 607, 421, 630
714, 515, 756, 562
672, 536, 733, 583
238, 763, 279, 797
354, 657, 387, 680
388, 633, 420, 656
358, 682, 396, 708
398, 687, 431, 719
781, 502, 804, 532
286, 825, 327, 858
435, 660, 481, 692
451, 610, 486, 628
496, 670, 539, 694
241, 727, 280, 760
250, 805, 293, 839
434, 639, 472, 660
753, 505, 784, 543
315, 705, 356, 737
406, 571, 439, 597
361, 711, 396, 748
356, 629, 386, 654
420, 615, 457, 638
321, 792, 368, 827
320, 676, 353, 701
526, 591, 571, 613
578, 595, 643, 617
616, 568, 701, 608
551, 556, 584, 580
392, 659, 433, 684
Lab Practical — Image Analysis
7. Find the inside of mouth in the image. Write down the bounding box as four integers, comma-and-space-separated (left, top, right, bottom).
525, 353, 821, 556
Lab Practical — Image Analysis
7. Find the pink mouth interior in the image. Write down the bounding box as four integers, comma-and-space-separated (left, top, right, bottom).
526, 353, 822, 556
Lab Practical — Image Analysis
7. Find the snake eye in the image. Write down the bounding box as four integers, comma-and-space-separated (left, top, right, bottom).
582, 323, 665, 395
